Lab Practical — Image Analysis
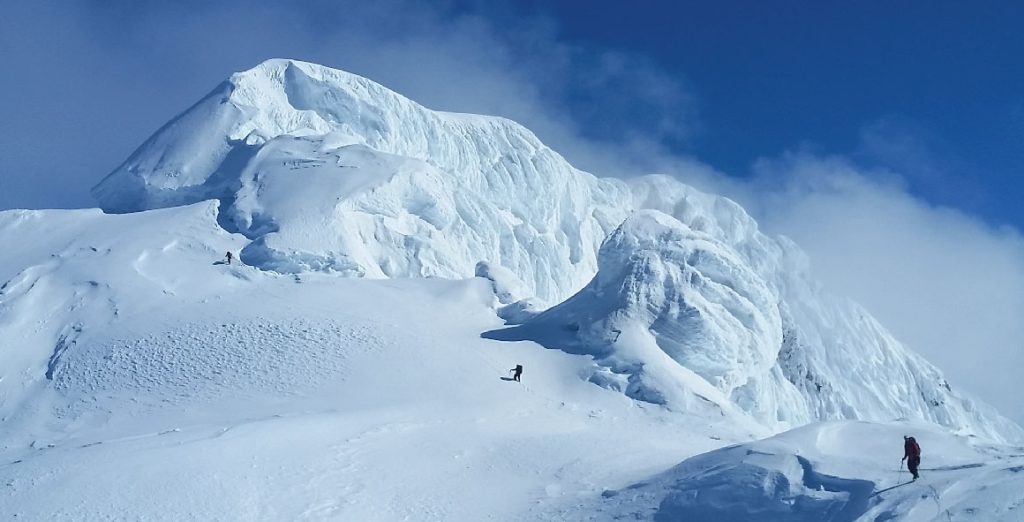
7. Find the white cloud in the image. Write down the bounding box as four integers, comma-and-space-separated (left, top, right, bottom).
730, 151, 1024, 424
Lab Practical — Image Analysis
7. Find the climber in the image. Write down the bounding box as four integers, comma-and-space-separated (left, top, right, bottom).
509, 364, 523, 382
902, 435, 921, 480
225, 251, 234, 265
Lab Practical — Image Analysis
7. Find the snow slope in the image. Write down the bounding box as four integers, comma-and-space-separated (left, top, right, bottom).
0, 203, 761, 520
0, 202, 242, 438
488, 208, 1020, 439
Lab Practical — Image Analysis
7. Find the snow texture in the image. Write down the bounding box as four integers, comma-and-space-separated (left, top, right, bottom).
94, 59, 632, 303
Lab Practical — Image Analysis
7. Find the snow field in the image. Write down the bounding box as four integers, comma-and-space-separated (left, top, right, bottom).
1, 271, 751, 521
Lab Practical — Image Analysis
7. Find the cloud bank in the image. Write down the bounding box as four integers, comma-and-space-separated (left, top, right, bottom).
732, 153, 1024, 424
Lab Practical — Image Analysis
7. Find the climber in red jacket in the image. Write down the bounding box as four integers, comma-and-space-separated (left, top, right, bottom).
902, 435, 921, 480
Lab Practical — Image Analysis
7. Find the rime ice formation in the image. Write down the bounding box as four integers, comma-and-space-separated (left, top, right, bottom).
93, 59, 632, 303
506, 207, 1020, 440
87, 59, 1021, 441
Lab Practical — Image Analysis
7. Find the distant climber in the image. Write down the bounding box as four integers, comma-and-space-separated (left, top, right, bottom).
902, 435, 921, 480
225, 251, 234, 265
509, 364, 523, 382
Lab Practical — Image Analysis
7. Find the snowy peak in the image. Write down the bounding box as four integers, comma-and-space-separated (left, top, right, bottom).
93, 58, 632, 303
93, 58, 554, 212
83, 58, 1021, 442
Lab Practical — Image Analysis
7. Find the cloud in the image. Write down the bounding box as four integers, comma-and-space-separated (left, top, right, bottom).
733, 151, 1024, 424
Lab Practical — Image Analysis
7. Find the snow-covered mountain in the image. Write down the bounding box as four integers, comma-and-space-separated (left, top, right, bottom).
94, 59, 632, 302
91, 59, 1020, 441
3, 59, 1023, 520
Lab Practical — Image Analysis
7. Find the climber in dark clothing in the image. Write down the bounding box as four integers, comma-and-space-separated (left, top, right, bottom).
903, 435, 921, 480
510, 364, 523, 382
225, 251, 234, 265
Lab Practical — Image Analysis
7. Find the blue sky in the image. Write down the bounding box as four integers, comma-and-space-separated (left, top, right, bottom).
501, 1, 1024, 226
3, 1, 1022, 225
2, 0, 1022, 223
2, 0, 1024, 423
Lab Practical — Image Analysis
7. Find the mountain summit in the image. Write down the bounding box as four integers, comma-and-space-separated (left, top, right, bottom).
94, 58, 630, 302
